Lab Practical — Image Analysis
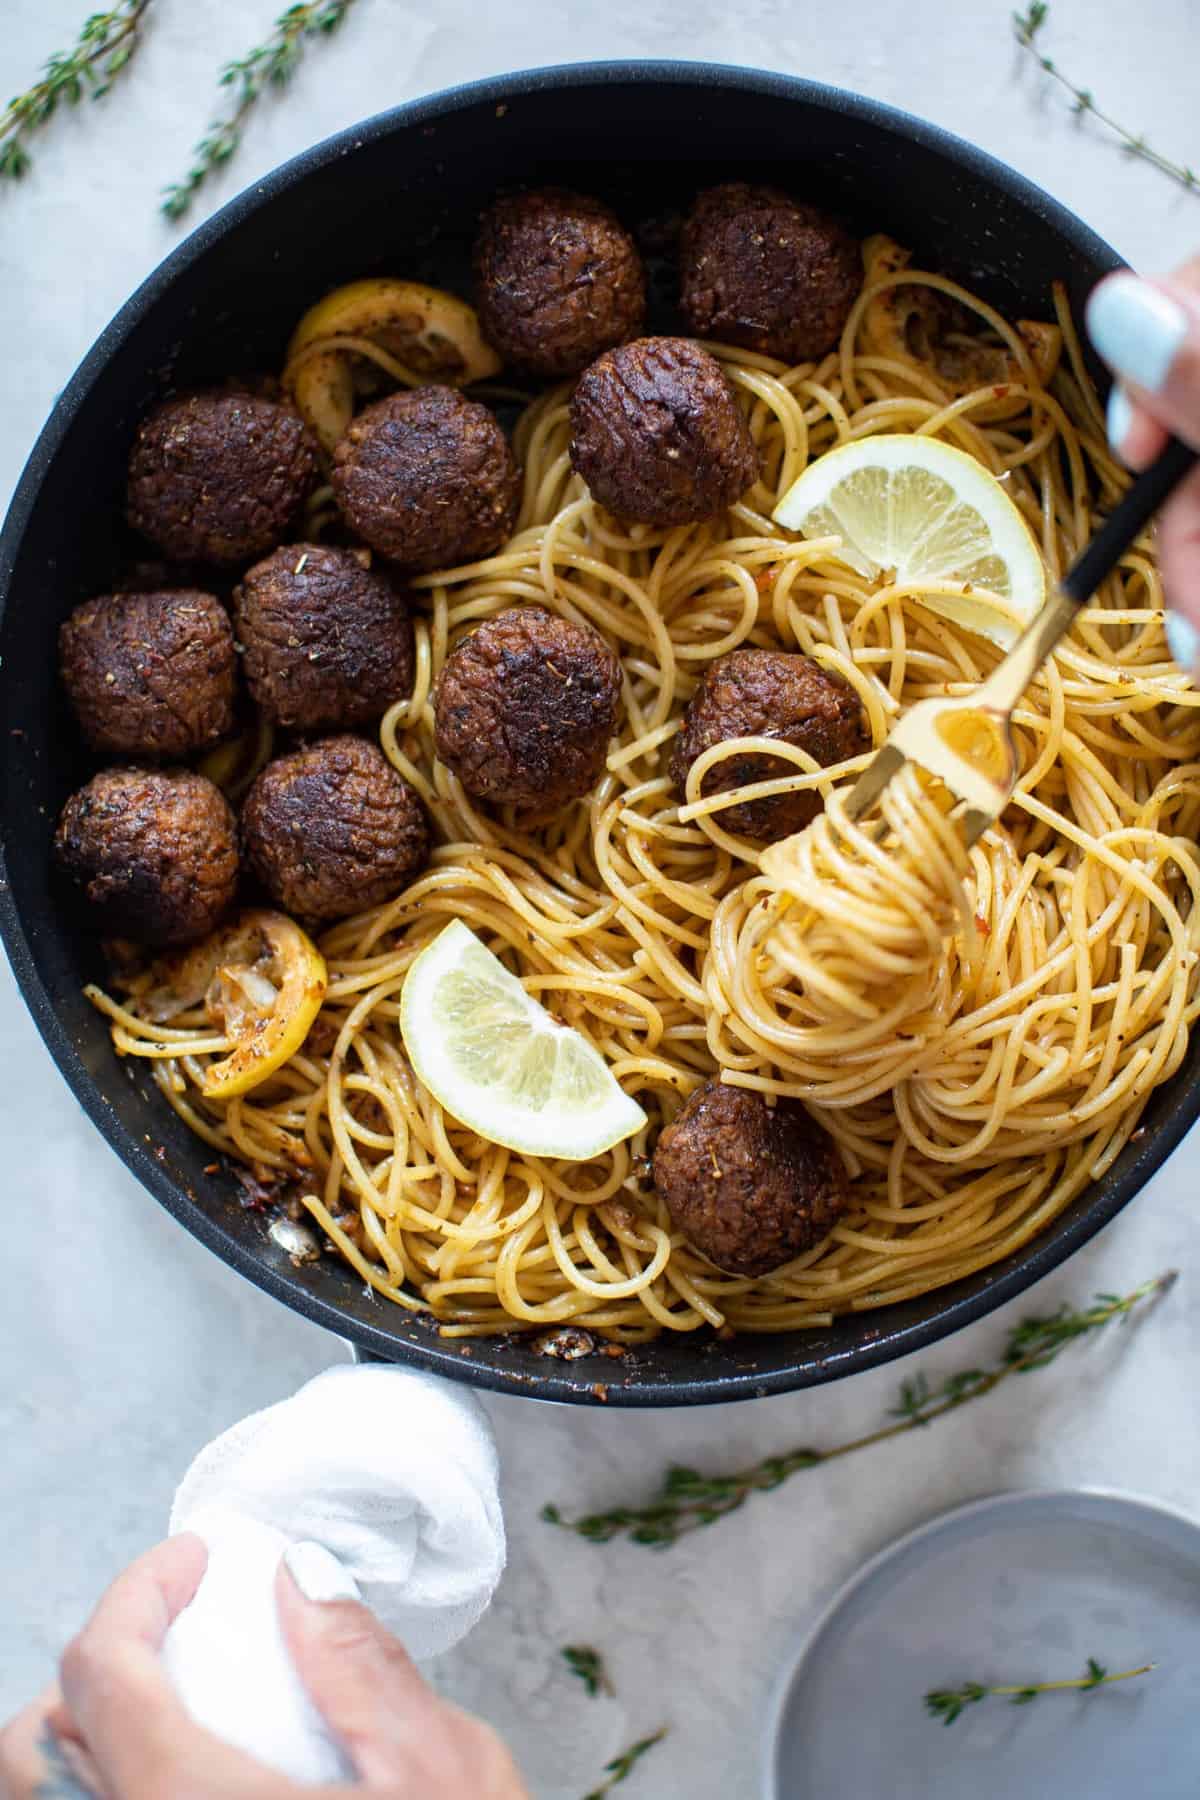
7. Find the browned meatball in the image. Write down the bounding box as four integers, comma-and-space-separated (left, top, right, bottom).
671, 648, 867, 841
653, 1079, 848, 1276
59, 589, 236, 759
54, 767, 238, 947
127, 391, 317, 565
473, 187, 646, 378
242, 736, 429, 921
569, 337, 758, 526
433, 605, 621, 809
679, 183, 863, 363
234, 544, 415, 733
331, 388, 520, 572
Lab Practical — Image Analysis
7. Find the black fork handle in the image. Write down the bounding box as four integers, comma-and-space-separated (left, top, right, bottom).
1060, 435, 1198, 606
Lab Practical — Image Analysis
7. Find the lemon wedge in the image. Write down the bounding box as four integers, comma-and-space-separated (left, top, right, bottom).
399, 920, 646, 1160
773, 434, 1045, 647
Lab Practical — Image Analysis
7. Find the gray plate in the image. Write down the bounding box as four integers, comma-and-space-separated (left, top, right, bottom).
764, 1489, 1200, 1799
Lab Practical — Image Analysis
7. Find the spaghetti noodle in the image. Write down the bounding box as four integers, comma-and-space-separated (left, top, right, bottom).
92, 239, 1200, 1340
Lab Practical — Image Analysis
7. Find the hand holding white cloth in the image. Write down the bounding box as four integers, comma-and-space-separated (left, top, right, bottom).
161, 1364, 506, 1785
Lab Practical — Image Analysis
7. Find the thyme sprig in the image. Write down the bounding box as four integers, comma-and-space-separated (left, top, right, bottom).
0, 0, 152, 183
926, 1658, 1155, 1725
162, 0, 358, 221
1014, 3, 1197, 193
563, 1645, 612, 1698
582, 1730, 668, 1800
542, 1274, 1174, 1549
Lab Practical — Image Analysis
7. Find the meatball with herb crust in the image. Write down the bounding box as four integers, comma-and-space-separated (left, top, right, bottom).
126, 391, 318, 565
234, 544, 415, 733
680, 182, 863, 364
473, 187, 647, 377
433, 604, 621, 809
331, 386, 520, 572
59, 588, 236, 758
671, 647, 868, 841
242, 735, 429, 921
569, 337, 758, 526
54, 767, 238, 947
653, 1079, 848, 1276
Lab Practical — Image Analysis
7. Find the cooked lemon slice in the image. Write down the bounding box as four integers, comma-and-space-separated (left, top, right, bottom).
130, 910, 327, 1099
399, 920, 646, 1161
200, 913, 326, 1099
284, 279, 502, 452
773, 434, 1045, 647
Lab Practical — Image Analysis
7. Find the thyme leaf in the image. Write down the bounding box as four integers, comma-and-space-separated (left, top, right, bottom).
926, 1659, 1154, 1724
582, 1729, 668, 1799
162, 0, 358, 221
1014, 4, 1197, 193
542, 1274, 1174, 1548
563, 1645, 612, 1697
0, 0, 152, 184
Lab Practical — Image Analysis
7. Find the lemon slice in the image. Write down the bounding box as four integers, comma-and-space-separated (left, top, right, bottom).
399, 920, 646, 1160
773, 434, 1045, 647
284, 279, 502, 452
119, 910, 327, 1100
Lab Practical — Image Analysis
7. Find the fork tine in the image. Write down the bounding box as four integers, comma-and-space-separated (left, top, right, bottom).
842, 741, 907, 821
958, 803, 995, 849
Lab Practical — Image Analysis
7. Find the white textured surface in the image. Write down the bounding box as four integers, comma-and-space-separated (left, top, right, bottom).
1, 3, 1198, 1794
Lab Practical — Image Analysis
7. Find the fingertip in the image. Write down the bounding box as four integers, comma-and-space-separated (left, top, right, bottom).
66, 1535, 209, 1674
1106, 383, 1133, 453
1085, 268, 1123, 316
167, 1528, 208, 1555
163, 1530, 210, 1581
1158, 465, 1200, 672
1107, 388, 1169, 470
275, 1547, 385, 1681
1087, 272, 1189, 394
276, 1558, 424, 1720
135, 1532, 210, 1626
278, 1541, 362, 1608
1166, 610, 1200, 675
277, 1573, 428, 1790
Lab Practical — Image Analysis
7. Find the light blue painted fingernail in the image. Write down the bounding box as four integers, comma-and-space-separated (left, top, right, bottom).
1106, 385, 1133, 456
1165, 611, 1200, 675
1086, 275, 1187, 394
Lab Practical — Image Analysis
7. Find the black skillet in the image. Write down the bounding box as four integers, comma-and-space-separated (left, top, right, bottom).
2, 62, 1195, 1406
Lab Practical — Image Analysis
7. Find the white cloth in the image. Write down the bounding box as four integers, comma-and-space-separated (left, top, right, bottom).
161, 1364, 506, 1785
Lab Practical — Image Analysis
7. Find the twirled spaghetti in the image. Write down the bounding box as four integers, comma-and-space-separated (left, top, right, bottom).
92, 240, 1200, 1340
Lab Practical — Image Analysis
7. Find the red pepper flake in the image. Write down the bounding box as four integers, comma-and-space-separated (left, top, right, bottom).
974, 914, 990, 936
992, 384, 1010, 400
203, 1162, 220, 1175
754, 566, 777, 592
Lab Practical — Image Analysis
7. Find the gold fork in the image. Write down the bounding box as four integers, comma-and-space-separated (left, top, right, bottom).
844, 435, 1197, 845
